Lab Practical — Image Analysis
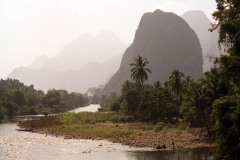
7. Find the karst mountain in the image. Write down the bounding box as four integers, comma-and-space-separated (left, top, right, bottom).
182, 10, 222, 72
103, 10, 203, 95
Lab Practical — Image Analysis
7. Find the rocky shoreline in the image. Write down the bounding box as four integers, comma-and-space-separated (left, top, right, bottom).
24, 122, 216, 150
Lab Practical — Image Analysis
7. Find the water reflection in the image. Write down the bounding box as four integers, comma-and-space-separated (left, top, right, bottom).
50, 149, 216, 160
125, 149, 215, 160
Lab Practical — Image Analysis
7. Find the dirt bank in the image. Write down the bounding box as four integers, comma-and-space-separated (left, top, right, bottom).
29, 122, 216, 150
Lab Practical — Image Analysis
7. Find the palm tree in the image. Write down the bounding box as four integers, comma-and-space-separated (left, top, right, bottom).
130, 55, 151, 86
184, 76, 194, 87
168, 70, 185, 99
180, 79, 214, 137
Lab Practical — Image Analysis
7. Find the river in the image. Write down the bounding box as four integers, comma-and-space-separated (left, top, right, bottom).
0, 104, 216, 160
68, 104, 100, 112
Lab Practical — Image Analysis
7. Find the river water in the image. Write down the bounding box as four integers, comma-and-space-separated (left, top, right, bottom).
68, 104, 100, 112
0, 104, 216, 160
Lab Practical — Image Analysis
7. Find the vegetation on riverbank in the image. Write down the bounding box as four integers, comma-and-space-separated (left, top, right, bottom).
0, 79, 89, 122
19, 112, 215, 149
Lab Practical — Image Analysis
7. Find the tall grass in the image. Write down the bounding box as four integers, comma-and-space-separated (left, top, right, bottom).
58, 112, 134, 125
19, 112, 135, 138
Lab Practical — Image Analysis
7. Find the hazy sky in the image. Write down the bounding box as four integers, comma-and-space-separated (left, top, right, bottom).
0, 0, 216, 79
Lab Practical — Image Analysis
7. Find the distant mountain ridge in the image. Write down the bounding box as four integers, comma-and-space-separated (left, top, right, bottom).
30, 31, 126, 71
7, 32, 126, 93
182, 10, 222, 72
103, 10, 203, 95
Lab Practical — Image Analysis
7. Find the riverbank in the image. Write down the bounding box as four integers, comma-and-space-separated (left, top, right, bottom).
18, 112, 216, 150
1, 123, 153, 160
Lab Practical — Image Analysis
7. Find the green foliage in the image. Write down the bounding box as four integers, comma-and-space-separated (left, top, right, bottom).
213, 95, 240, 159
180, 66, 233, 137
167, 69, 185, 100
19, 116, 62, 129
49, 124, 132, 138
181, 79, 215, 129
217, 55, 240, 88
26, 94, 38, 106
110, 102, 120, 111
42, 89, 61, 107
0, 106, 7, 122
6, 102, 18, 118
0, 79, 89, 120
18, 105, 38, 115
19, 112, 134, 138
118, 57, 190, 123
87, 86, 103, 104
97, 107, 108, 112
154, 122, 167, 132
210, 0, 240, 158
137, 87, 177, 122
58, 112, 134, 125
137, 123, 155, 131
120, 81, 141, 115
99, 92, 119, 112
36, 105, 51, 116
130, 55, 151, 86
211, 0, 240, 55
40, 89, 89, 113
62, 91, 89, 109
13, 90, 26, 106
119, 78, 179, 123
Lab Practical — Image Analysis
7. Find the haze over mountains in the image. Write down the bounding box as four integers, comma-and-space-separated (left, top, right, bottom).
7, 10, 222, 94
7, 32, 126, 92
103, 9, 203, 95
182, 10, 221, 72
30, 31, 126, 71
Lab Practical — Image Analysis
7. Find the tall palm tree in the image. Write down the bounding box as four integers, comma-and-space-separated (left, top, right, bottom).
130, 55, 151, 86
180, 79, 214, 137
168, 70, 185, 99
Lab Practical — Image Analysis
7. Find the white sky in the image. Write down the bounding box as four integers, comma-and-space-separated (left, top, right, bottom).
0, 0, 217, 79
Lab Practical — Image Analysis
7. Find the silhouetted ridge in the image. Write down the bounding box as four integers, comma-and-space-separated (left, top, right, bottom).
182, 10, 222, 72
7, 32, 126, 93
103, 10, 203, 95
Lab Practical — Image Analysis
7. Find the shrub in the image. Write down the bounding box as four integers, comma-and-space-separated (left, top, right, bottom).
111, 102, 120, 111
154, 122, 166, 132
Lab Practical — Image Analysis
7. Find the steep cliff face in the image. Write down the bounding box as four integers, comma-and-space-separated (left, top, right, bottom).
103, 10, 203, 95
182, 10, 221, 72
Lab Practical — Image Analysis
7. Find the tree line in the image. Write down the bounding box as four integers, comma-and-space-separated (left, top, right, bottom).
0, 79, 89, 121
